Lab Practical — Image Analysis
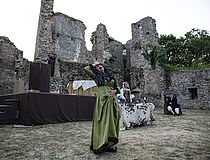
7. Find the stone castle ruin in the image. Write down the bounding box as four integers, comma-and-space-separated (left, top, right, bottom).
0, 0, 209, 109
0, 37, 30, 94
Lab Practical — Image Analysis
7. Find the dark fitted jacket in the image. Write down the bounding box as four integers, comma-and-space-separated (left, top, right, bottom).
166, 96, 180, 110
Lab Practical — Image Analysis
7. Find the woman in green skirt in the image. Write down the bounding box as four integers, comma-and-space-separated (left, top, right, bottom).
84, 59, 120, 154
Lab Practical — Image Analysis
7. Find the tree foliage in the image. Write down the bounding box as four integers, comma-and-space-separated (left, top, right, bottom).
142, 28, 210, 88
143, 45, 167, 69
158, 28, 210, 68
144, 28, 210, 69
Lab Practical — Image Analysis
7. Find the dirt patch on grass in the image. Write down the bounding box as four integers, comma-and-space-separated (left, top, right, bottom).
0, 108, 209, 160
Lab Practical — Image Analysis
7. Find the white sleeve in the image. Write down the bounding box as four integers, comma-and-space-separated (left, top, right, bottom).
120, 89, 125, 99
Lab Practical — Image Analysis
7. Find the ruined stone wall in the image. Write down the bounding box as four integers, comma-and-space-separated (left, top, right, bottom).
2, 7, 209, 111
15, 50, 30, 91
123, 40, 131, 84
53, 12, 91, 63
131, 16, 158, 46
109, 39, 124, 70
90, 23, 125, 85
130, 16, 158, 69
0, 37, 16, 94
50, 13, 94, 92
57, 62, 91, 93
34, 0, 54, 63
0, 37, 29, 95
19, 58, 30, 91
167, 69, 210, 109
34, 0, 96, 93
128, 17, 164, 107
32, 0, 127, 93
129, 66, 165, 106
91, 24, 110, 60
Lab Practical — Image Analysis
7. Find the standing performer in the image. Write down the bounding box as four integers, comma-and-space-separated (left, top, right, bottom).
84, 59, 120, 154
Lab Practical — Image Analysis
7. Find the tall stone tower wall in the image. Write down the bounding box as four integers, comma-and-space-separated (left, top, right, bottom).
128, 17, 165, 107
91, 23, 110, 60
131, 16, 158, 46
34, 0, 54, 63
130, 16, 158, 69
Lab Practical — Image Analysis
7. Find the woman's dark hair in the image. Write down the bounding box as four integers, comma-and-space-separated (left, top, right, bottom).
89, 64, 118, 89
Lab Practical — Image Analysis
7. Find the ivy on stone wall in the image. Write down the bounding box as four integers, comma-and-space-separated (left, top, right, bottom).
142, 44, 172, 88
142, 44, 167, 69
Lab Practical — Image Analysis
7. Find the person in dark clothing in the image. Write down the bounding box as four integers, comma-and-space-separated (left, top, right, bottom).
166, 93, 182, 115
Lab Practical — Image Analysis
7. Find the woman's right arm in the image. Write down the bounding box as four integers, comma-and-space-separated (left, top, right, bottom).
84, 64, 95, 80
84, 59, 102, 80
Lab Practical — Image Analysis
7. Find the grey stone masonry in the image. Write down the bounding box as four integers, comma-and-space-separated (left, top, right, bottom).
53, 12, 88, 63
130, 16, 158, 69
57, 62, 91, 93
90, 23, 125, 82
0, 37, 29, 95
131, 16, 158, 46
128, 17, 164, 107
0, 37, 16, 94
167, 69, 210, 109
130, 66, 165, 107
34, 0, 54, 63
123, 40, 131, 83
108, 38, 124, 71
91, 24, 110, 60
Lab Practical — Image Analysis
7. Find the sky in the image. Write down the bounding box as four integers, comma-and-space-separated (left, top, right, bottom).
0, 0, 210, 61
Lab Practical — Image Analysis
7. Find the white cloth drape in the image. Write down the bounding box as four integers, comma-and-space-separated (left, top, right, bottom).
72, 80, 97, 91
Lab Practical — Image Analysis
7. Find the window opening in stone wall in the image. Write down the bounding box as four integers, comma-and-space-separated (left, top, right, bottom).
188, 88, 198, 100
122, 49, 127, 55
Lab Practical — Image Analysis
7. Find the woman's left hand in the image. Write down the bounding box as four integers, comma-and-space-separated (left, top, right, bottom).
108, 89, 117, 97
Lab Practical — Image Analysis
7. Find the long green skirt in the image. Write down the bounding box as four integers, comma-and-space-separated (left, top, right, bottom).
90, 86, 120, 153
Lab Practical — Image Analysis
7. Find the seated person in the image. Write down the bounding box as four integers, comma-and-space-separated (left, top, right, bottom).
166, 93, 182, 116
120, 82, 134, 103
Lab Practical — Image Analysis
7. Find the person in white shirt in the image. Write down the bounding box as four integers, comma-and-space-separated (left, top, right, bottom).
120, 82, 134, 103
